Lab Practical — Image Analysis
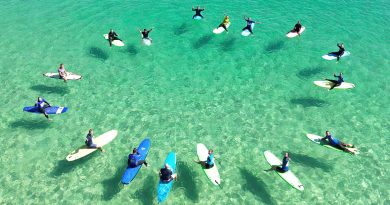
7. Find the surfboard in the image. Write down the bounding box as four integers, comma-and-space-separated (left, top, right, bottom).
313, 81, 355, 89
241, 23, 255, 36
193, 15, 203, 20
66, 130, 118, 161
157, 152, 176, 203
322, 51, 350, 60
213, 22, 230, 34
197, 143, 221, 185
264, 150, 304, 191
142, 38, 152, 46
103, 34, 124, 47
121, 138, 151, 185
286, 26, 306, 38
23, 106, 68, 114
43, 72, 82, 80
306, 134, 359, 154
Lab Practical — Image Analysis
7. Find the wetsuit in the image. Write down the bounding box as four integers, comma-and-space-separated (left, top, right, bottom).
108, 31, 119, 46
192, 8, 204, 18
85, 133, 97, 148
329, 44, 345, 61
218, 17, 230, 31
205, 153, 215, 169
326, 74, 344, 90
141, 30, 151, 39
128, 152, 147, 168
293, 23, 302, 33
322, 134, 344, 149
35, 98, 50, 119
160, 167, 173, 183
276, 156, 289, 173
242, 19, 255, 34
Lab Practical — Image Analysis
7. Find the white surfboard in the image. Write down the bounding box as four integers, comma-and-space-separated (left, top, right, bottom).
286, 26, 306, 38
241, 23, 255, 36
322, 51, 350, 60
306, 134, 359, 154
264, 150, 304, 191
313, 81, 355, 89
142, 38, 152, 46
66, 130, 118, 161
103, 34, 124, 47
197, 143, 221, 185
43, 72, 82, 80
213, 22, 230, 34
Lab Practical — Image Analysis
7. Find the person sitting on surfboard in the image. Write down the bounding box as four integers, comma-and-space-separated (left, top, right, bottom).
218, 16, 230, 32
325, 72, 344, 90
85, 129, 104, 152
242, 16, 260, 34
139, 28, 153, 41
321, 131, 357, 154
57, 64, 67, 83
35, 97, 51, 120
192, 6, 205, 19
328, 43, 345, 62
108, 29, 119, 47
265, 152, 290, 173
160, 164, 177, 183
194, 149, 215, 169
128, 148, 148, 168
289, 20, 302, 35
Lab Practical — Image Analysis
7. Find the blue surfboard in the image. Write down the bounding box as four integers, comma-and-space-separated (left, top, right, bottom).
23, 106, 68, 114
157, 152, 176, 203
121, 138, 151, 185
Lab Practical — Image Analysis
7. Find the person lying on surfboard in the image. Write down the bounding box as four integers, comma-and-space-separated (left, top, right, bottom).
321, 131, 357, 154
289, 20, 302, 36
35, 97, 51, 120
128, 148, 148, 168
57, 64, 67, 83
325, 72, 344, 90
195, 149, 215, 169
218, 15, 230, 32
265, 152, 290, 173
328, 43, 345, 62
108, 29, 120, 47
85, 129, 104, 152
242, 16, 260, 34
139, 28, 153, 41
192, 6, 205, 19
160, 164, 177, 183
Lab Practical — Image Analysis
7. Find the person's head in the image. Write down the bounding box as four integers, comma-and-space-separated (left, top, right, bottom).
340, 43, 344, 48
110, 29, 113, 32
89, 129, 93, 134
248, 17, 252, 20
38, 97, 42, 101
197, 6, 200, 9
340, 72, 343, 76
165, 163, 169, 169
284, 152, 289, 158
325, 130, 330, 135
132, 148, 137, 154
208, 149, 213, 155
143, 28, 147, 32
298, 20, 301, 24
225, 15, 229, 19
60, 64, 64, 68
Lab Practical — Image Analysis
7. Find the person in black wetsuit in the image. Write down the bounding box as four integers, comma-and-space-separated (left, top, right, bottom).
328, 43, 345, 62
325, 72, 344, 90
35, 97, 51, 120
108, 29, 120, 47
128, 148, 148, 168
159, 163, 177, 183
289, 20, 302, 35
242, 16, 260, 34
139, 28, 153, 41
192, 6, 205, 19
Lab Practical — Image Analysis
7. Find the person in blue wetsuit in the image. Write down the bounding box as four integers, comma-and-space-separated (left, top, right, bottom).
195, 149, 215, 169
242, 16, 261, 34
276, 153, 290, 173
35, 97, 51, 120
325, 72, 344, 90
328, 43, 345, 62
159, 163, 177, 183
85, 129, 104, 152
128, 148, 148, 168
321, 131, 357, 154
192, 6, 205, 19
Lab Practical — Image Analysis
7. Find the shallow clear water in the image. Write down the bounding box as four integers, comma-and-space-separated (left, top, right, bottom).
0, 0, 389, 204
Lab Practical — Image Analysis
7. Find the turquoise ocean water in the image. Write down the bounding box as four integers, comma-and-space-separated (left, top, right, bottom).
0, 0, 389, 204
